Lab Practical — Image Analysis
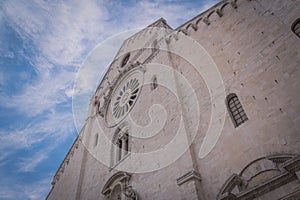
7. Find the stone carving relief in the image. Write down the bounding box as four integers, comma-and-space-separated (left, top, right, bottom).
102, 172, 138, 200
217, 154, 300, 200
125, 186, 137, 200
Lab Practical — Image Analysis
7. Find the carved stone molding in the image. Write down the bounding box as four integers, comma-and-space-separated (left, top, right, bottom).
50, 137, 81, 186
217, 154, 300, 200
176, 170, 201, 186
230, 1, 237, 9
186, 23, 198, 32
125, 186, 138, 200
175, 0, 255, 32
216, 9, 223, 17
281, 155, 300, 174
102, 172, 138, 200
178, 29, 188, 36
203, 18, 211, 26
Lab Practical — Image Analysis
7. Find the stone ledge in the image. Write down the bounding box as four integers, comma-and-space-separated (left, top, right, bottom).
176, 170, 201, 186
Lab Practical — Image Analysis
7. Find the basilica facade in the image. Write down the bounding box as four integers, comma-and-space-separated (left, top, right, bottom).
47, 0, 300, 199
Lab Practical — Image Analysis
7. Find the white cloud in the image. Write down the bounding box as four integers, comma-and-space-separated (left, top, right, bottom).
0, 0, 221, 158
0, 110, 75, 173
1, 0, 221, 118
1, 0, 111, 121
0, 176, 52, 200
18, 152, 47, 172
1, 68, 74, 116
74, 29, 139, 95
105, 0, 220, 29
71, 0, 221, 130
0, 152, 10, 167
0, 0, 221, 199
0, 111, 75, 151
2, 0, 108, 67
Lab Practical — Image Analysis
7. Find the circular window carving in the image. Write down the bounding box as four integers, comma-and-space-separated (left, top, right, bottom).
121, 53, 130, 68
113, 78, 139, 119
105, 69, 143, 127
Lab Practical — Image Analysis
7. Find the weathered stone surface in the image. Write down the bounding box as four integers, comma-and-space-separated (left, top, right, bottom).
47, 0, 300, 199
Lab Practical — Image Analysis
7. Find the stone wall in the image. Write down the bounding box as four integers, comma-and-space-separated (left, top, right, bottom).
47, 0, 300, 199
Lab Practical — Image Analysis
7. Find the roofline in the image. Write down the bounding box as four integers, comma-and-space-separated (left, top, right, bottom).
175, 0, 226, 30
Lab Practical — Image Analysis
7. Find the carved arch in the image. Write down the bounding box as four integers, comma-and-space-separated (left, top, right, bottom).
178, 29, 188, 35
102, 172, 138, 200
185, 23, 198, 31
220, 2, 230, 12
217, 154, 300, 200
207, 10, 215, 19
195, 18, 203, 26
216, 9, 223, 17
185, 23, 192, 30
203, 18, 210, 26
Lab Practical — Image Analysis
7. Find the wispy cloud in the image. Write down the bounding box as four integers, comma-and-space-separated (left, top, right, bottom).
1, 0, 220, 116
0, 111, 74, 151
0, 152, 10, 167
1, 69, 74, 116
2, 0, 108, 67
0, 176, 52, 200
0, 0, 221, 199
18, 152, 48, 172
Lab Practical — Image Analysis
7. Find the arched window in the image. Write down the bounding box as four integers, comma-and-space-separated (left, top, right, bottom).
151, 75, 158, 90
226, 93, 248, 127
292, 18, 300, 38
112, 127, 130, 165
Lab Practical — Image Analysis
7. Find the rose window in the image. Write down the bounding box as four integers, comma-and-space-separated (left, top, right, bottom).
113, 78, 140, 119
105, 69, 143, 127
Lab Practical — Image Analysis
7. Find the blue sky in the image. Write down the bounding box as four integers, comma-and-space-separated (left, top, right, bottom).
0, 0, 220, 199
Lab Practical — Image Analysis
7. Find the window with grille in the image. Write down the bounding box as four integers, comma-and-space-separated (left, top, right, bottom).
292, 18, 300, 38
227, 93, 248, 127
113, 129, 129, 164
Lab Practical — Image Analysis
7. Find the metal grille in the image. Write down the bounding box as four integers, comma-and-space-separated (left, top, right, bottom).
228, 94, 248, 127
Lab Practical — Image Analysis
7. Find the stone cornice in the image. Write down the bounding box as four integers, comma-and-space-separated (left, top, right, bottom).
176, 170, 201, 186
176, 0, 253, 35
218, 154, 300, 200
50, 128, 84, 187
